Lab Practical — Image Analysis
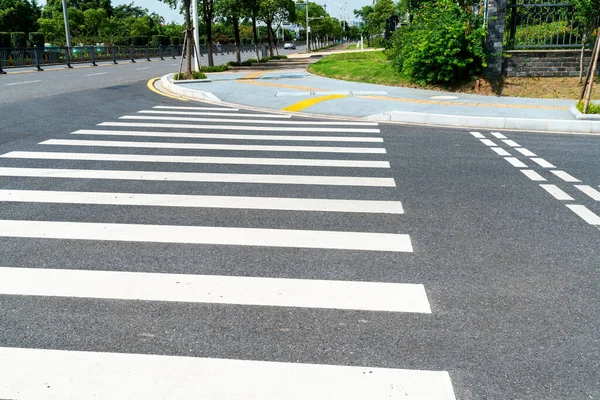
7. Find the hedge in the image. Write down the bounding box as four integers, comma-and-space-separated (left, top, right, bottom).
0, 32, 10, 48
28, 32, 45, 48
11, 32, 27, 48
129, 36, 148, 46
170, 37, 181, 46
152, 35, 170, 46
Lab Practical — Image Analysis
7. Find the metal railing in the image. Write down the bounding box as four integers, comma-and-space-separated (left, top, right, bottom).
0, 45, 183, 73
0, 41, 305, 74
505, 0, 590, 49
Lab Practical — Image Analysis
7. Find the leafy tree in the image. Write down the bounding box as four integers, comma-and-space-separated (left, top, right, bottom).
353, 5, 373, 45
571, 0, 600, 81
389, 0, 487, 85
216, 0, 243, 62
260, 0, 296, 56
242, 0, 262, 59
0, 0, 40, 33
200, 0, 215, 66
112, 3, 147, 19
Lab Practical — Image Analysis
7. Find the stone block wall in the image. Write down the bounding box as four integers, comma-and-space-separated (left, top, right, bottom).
503, 50, 599, 77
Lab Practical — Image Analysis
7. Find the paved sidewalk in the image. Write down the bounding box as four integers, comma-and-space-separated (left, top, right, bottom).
162, 51, 600, 134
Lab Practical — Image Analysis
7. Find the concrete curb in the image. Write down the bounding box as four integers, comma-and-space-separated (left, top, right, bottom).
568, 105, 600, 120
364, 110, 600, 134
160, 74, 221, 102
158, 73, 600, 135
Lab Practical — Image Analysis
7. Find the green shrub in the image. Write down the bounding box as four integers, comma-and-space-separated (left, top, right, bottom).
227, 61, 240, 66
200, 65, 228, 72
259, 57, 268, 62
152, 35, 170, 46
389, 0, 487, 85
576, 101, 600, 114
174, 71, 207, 80
0, 32, 11, 48
170, 37, 181, 46
130, 36, 148, 46
28, 32, 45, 47
247, 58, 258, 63
10, 32, 27, 48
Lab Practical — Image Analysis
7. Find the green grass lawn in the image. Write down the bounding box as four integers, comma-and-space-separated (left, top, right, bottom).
345, 43, 373, 50
308, 50, 600, 100
308, 51, 408, 86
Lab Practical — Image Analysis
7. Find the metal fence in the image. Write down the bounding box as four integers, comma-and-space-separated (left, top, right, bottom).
0, 45, 184, 73
504, 0, 589, 49
0, 41, 301, 73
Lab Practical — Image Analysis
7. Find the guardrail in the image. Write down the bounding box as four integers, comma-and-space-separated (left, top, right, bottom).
0, 45, 184, 73
0, 41, 306, 74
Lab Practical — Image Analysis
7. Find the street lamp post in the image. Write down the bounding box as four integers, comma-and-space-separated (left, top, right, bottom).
61, 0, 71, 49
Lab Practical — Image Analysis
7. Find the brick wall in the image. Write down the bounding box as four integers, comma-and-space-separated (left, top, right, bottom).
503, 50, 599, 77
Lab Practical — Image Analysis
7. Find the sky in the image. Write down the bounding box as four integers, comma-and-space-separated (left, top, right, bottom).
38, 0, 371, 24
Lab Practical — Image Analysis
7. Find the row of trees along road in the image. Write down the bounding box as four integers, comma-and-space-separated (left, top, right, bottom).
1, 0, 358, 75
164, 0, 352, 76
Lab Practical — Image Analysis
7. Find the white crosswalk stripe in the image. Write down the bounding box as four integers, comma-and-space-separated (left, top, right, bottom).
120, 115, 379, 126
0, 189, 404, 213
0, 347, 456, 400
0, 167, 397, 186
0, 106, 455, 398
138, 109, 293, 118
41, 138, 388, 154
1, 151, 391, 168
73, 129, 385, 142
100, 121, 382, 133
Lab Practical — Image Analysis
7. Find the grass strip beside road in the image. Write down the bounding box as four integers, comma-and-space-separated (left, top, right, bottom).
308, 51, 408, 86
308, 50, 600, 100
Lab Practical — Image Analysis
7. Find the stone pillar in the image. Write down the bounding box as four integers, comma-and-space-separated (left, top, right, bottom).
484, 0, 507, 78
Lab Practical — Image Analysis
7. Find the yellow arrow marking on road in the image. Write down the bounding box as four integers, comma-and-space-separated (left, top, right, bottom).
282, 94, 348, 112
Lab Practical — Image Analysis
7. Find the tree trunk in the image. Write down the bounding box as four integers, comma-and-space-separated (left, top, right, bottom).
206, 23, 214, 66
202, 0, 214, 66
579, 34, 587, 84
184, 0, 192, 76
252, 14, 260, 60
233, 17, 241, 63
266, 20, 274, 57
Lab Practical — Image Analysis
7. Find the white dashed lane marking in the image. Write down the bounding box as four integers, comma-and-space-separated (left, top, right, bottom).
480, 139, 496, 146
515, 148, 537, 157
566, 205, 600, 226
539, 184, 574, 201
491, 132, 507, 139
551, 170, 581, 183
530, 158, 556, 168
521, 169, 546, 181
504, 157, 528, 168
491, 147, 511, 156
470, 132, 485, 139
502, 139, 520, 147
575, 185, 600, 201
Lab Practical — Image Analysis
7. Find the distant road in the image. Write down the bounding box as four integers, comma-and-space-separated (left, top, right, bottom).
0, 45, 307, 105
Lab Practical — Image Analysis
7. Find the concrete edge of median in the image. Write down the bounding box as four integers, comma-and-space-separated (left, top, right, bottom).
158, 73, 600, 134
364, 110, 600, 134
160, 74, 222, 103
568, 105, 600, 120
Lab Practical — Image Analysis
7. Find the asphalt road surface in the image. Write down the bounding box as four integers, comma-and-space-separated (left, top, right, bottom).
0, 77, 598, 399
0, 45, 306, 104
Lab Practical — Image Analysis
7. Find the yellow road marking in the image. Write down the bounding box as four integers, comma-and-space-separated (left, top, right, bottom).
282, 94, 348, 112
356, 95, 570, 111
236, 69, 325, 91
146, 78, 188, 101
240, 80, 325, 91
239, 70, 269, 80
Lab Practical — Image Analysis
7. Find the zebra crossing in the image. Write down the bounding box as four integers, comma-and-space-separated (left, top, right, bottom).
0, 105, 456, 399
